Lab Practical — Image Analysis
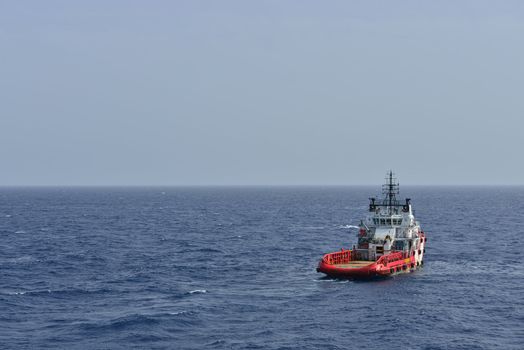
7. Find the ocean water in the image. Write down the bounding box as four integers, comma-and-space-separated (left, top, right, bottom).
0, 186, 523, 349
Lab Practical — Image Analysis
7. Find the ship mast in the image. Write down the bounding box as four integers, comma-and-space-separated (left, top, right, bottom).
382, 170, 399, 215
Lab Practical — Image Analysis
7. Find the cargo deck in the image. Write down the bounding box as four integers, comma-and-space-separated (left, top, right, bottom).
334, 261, 374, 269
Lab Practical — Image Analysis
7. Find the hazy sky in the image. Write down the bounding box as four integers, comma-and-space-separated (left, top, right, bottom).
1, 1, 523, 185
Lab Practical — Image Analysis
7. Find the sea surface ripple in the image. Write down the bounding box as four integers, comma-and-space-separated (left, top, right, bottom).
0, 186, 523, 349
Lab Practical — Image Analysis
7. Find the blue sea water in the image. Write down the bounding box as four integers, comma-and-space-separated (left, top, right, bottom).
0, 186, 523, 349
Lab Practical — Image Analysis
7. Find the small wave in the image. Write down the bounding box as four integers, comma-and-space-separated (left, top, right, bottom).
5, 255, 37, 264
339, 225, 359, 229
207, 340, 227, 347
2, 291, 28, 295
79, 314, 161, 332
169, 310, 194, 316
188, 289, 207, 294
299, 226, 325, 230
111, 314, 160, 329
14, 230, 26, 234
5, 214, 11, 218
195, 248, 223, 253
4, 289, 51, 296
3, 287, 113, 297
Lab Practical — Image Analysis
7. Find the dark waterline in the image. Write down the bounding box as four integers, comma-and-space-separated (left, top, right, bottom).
1, 187, 523, 349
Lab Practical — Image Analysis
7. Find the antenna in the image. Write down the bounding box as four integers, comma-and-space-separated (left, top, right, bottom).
382, 170, 399, 214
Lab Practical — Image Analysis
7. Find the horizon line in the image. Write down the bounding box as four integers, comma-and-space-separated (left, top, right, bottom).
0, 184, 523, 188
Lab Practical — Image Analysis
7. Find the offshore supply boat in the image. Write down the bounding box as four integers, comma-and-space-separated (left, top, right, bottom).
317, 171, 426, 278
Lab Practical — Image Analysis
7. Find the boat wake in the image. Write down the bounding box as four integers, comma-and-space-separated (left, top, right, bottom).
339, 225, 359, 229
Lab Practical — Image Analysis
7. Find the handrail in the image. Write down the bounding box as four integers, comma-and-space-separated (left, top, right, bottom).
323, 249, 409, 266
376, 250, 405, 266
323, 249, 352, 265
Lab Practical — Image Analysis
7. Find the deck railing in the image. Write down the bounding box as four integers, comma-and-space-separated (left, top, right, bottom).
376, 251, 405, 266
323, 249, 409, 266
323, 249, 352, 265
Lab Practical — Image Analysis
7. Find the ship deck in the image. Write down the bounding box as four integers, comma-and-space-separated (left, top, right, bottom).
333, 260, 374, 269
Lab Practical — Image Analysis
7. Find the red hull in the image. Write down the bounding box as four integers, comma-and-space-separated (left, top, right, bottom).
316, 249, 420, 279
316, 260, 379, 278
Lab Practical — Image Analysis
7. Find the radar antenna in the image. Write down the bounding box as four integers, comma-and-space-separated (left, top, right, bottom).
382, 170, 399, 214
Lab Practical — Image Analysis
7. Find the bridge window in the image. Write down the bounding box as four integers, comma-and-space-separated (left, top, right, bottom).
380, 219, 386, 225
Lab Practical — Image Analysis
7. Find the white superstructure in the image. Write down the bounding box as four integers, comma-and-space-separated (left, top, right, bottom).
356, 171, 425, 266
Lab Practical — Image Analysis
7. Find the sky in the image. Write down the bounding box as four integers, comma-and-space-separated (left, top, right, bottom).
1, 1, 523, 186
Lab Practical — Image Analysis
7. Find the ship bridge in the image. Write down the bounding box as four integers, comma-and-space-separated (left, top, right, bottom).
372, 216, 403, 227
360, 171, 418, 246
